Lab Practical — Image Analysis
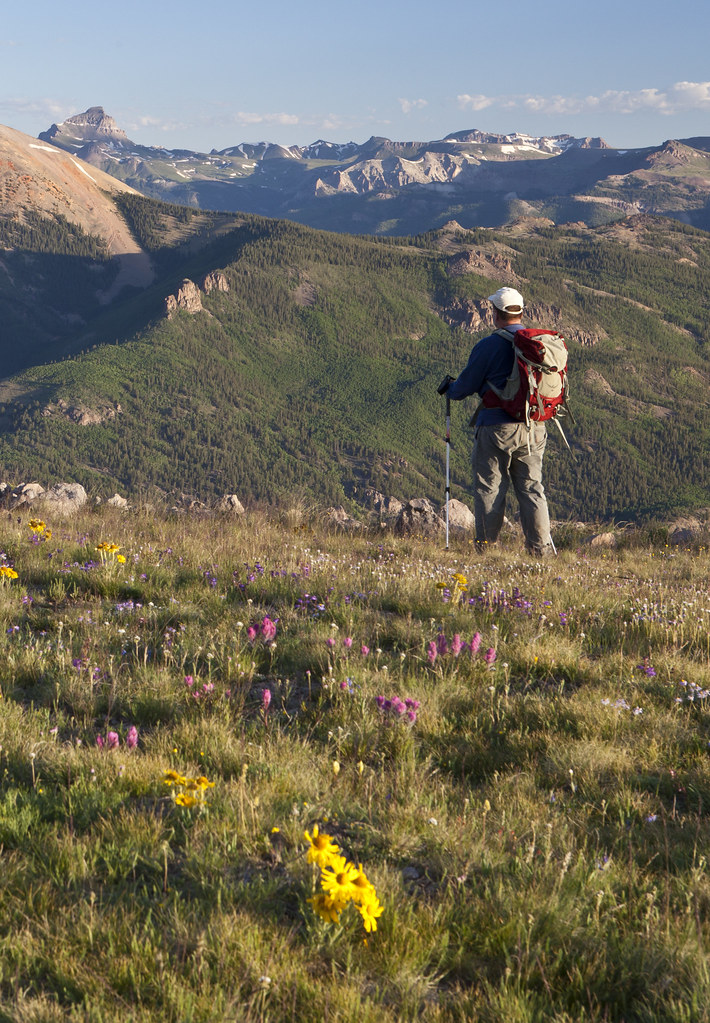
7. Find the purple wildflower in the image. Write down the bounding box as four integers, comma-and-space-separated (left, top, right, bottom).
484, 647, 497, 665
427, 641, 437, 665
436, 633, 449, 656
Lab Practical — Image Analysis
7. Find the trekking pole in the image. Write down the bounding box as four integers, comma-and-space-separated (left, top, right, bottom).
438, 376, 455, 550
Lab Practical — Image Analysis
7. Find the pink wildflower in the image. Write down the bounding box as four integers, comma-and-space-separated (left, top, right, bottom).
247, 626, 257, 642
343, 636, 353, 649
484, 647, 497, 665
361, 645, 370, 656
184, 675, 195, 687
106, 731, 120, 750
427, 641, 437, 665
326, 637, 336, 649
126, 725, 138, 749
470, 633, 482, 655
96, 735, 104, 749
451, 634, 464, 657
262, 688, 272, 711
260, 617, 277, 642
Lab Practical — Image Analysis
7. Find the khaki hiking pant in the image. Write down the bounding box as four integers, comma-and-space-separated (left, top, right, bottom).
472, 422, 552, 554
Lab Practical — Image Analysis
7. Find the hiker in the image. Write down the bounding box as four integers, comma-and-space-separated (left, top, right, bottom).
439, 287, 555, 556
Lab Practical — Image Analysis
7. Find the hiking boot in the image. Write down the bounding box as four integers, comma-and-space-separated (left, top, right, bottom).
526, 543, 555, 558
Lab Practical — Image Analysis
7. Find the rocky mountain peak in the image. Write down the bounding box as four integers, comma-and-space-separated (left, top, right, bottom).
39, 106, 130, 146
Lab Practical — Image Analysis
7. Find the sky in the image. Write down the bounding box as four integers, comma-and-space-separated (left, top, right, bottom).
2, 0, 709, 153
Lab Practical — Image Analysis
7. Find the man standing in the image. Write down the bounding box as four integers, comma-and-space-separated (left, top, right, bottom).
441, 287, 554, 556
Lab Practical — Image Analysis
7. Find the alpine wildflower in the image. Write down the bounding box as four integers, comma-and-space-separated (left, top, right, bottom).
303, 824, 340, 868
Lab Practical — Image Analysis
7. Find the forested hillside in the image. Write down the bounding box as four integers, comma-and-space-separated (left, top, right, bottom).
0, 196, 707, 522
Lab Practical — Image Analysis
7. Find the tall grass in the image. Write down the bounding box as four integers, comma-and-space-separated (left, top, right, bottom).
0, 506, 708, 1021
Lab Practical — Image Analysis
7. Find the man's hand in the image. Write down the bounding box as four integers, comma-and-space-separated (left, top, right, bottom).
438, 375, 455, 395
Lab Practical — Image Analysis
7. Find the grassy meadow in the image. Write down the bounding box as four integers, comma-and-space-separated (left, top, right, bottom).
0, 505, 708, 1022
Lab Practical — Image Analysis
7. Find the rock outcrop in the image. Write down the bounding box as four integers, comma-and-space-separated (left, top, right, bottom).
202, 271, 230, 294
165, 279, 204, 318
4, 482, 91, 516
394, 498, 445, 537
106, 493, 130, 510
215, 494, 245, 515
42, 399, 122, 426
366, 490, 404, 520
442, 499, 475, 533
324, 506, 362, 531
165, 272, 230, 317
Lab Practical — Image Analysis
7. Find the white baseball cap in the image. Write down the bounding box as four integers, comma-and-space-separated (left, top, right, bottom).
488, 287, 524, 313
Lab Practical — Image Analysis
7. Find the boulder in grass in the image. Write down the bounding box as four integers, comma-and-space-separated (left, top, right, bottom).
668, 516, 703, 545
441, 498, 475, 533
588, 531, 617, 549
325, 506, 361, 531
394, 498, 445, 537
107, 493, 130, 510
11, 482, 46, 507
215, 494, 245, 515
368, 490, 404, 520
36, 482, 88, 516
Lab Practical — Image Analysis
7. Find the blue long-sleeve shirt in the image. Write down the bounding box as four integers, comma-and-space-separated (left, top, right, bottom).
447, 324, 524, 425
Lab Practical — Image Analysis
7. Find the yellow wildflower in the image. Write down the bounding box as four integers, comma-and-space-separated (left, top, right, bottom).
163, 769, 186, 787
175, 792, 199, 807
350, 866, 376, 905
357, 896, 384, 933
303, 824, 340, 869
320, 859, 362, 903
308, 892, 346, 924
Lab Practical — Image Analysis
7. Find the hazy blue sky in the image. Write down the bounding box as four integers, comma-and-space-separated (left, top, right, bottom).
2, 0, 709, 151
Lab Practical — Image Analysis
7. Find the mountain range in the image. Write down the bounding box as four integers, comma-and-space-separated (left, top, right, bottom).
0, 115, 708, 524
37, 107, 710, 236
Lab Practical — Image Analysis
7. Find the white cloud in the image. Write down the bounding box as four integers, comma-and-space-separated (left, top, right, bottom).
232, 111, 300, 127
398, 98, 428, 114
0, 97, 68, 121
457, 93, 496, 112
457, 82, 710, 117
